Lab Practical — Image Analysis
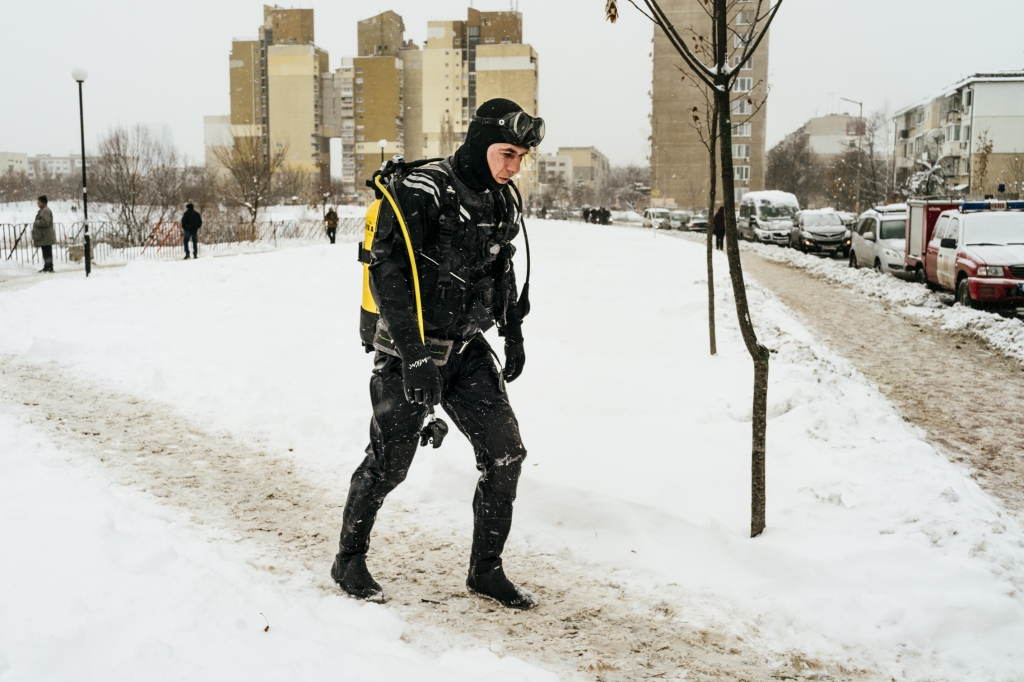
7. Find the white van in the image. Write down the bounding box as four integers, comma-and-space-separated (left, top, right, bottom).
642, 207, 671, 229
738, 191, 800, 244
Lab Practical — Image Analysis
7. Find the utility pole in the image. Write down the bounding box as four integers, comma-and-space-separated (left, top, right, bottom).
840, 97, 864, 211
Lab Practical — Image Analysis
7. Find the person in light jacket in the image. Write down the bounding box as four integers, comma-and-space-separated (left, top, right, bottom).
33, 195, 56, 273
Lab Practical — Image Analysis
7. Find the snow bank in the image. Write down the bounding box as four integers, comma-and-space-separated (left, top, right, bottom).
741, 239, 1024, 364
0, 415, 554, 681
1, 223, 1023, 679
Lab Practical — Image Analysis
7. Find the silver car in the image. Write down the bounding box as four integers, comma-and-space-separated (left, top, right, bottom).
849, 205, 911, 277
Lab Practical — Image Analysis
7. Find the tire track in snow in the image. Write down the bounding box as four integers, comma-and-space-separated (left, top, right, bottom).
0, 355, 859, 682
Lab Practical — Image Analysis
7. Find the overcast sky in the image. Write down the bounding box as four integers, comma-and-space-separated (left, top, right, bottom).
2, 0, 1023, 167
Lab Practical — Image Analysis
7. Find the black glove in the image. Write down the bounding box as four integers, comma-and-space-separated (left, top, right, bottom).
503, 338, 525, 383
402, 353, 442, 405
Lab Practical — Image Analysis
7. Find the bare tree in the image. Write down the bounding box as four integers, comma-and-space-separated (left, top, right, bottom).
603, 164, 650, 210
212, 136, 288, 227
685, 68, 767, 358
609, 0, 783, 537
92, 125, 187, 244
0, 170, 34, 206
999, 151, 1024, 195
766, 127, 820, 206
974, 128, 994, 195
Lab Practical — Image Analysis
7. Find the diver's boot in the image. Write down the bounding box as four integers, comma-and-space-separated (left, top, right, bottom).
467, 559, 537, 610
331, 554, 385, 602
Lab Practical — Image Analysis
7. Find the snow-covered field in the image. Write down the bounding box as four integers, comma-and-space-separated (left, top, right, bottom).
1, 221, 1023, 680
737, 238, 1024, 365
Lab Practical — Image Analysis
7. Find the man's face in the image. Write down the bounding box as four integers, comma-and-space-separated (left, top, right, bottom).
487, 143, 530, 185
37, 201, 43, 209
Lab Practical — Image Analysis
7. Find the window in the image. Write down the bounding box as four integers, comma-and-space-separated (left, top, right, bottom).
734, 33, 750, 48
733, 122, 752, 137
355, 97, 363, 103
945, 218, 960, 245
733, 55, 752, 70
735, 187, 749, 202
965, 90, 973, 107
734, 166, 750, 181
932, 216, 950, 243
736, 10, 754, 25
733, 78, 753, 93
962, 125, 970, 144
733, 144, 750, 159
858, 218, 876, 236
915, 110, 923, 126
732, 99, 752, 115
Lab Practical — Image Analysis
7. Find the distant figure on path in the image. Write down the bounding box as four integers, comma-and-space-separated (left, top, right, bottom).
713, 206, 725, 250
325, 207, 339, 244
33, 195, 56, 273
582, 207, 591, 223
181, 203, 202, 259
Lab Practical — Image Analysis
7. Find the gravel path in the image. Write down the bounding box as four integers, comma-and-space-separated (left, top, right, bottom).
0, 355, 857, 682
739, 252, 1024, 516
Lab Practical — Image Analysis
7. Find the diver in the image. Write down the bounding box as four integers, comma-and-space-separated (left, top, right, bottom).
332, 99, 544, 610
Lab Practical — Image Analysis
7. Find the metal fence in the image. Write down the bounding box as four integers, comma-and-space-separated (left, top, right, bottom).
1, 216, 363, 269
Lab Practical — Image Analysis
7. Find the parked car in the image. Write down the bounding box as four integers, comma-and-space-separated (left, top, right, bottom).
738, 191, 800, 244
848, 205, 909, 276
642, 207, 671, 229
923, 200, 1024, 307
788, 209, 850, 257
687, 215, 709, 232
849, 205, 910, 277
905, 199, 962, 283
666, 210, 693, 230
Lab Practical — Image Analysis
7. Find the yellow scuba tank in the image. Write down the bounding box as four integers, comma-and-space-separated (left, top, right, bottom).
358, 200, 381, 351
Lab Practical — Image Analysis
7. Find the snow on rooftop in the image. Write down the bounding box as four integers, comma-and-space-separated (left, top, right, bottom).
742, 190, 800, 206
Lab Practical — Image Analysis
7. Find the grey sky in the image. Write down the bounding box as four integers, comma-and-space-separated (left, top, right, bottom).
2, 1, 1023, 168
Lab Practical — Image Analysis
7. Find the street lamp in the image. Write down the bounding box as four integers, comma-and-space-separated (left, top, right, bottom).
840, 96, 864, 211
72, 67, 91, 277
379, 139, 387, 165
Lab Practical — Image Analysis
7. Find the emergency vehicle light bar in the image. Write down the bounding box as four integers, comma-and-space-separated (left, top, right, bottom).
959, 201, 1024, 212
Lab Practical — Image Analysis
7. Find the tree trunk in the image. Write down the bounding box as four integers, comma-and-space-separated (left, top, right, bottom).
706, 104, 719, 356
714, 0, 768, 537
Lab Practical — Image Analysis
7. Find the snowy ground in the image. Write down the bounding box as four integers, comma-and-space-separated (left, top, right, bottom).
1, 221, 1023, 680
731, 237, 1024, 365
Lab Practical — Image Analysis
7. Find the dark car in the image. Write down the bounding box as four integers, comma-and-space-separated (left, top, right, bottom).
789, 210, 850, 257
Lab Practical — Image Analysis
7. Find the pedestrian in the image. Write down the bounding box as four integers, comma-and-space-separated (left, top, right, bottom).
582, 207, 591, 224
325, 206, 339, 244
181, 202, 202, 259
539, 206, 547, 220
33, 195, 56, 273
332, 98, 544, 610
713, 206, 726, 250
602, 207, 611, 225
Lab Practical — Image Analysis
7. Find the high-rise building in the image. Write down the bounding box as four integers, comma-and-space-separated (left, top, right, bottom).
226, 6, 330, 189
334, 8, 539, 203
651, 1, 770, 208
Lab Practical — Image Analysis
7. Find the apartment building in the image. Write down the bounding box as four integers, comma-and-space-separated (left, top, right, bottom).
651, 0, 770, 208
225, 6, 331, 188
557, 147, 610, 194
27, 154, 83, 180
0, 152, 29, 177
894, 71, 1024, 195
538, 153, 573, 185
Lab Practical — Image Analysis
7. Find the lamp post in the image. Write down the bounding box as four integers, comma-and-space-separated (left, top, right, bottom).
840, 97, 864, 211
378, 139, 387, 165
72, 67, 91, 276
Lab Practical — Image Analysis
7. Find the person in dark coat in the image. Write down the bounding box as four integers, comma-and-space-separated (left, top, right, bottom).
33, 195, 56, 273
582, 207, 591, 224
181, 203, 202, 259
332, 98, 543, 611
713, 206, 726, 250
325, 207, 339, 244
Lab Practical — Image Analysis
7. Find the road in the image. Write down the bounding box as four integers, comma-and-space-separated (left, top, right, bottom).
739, 251, 1024, 516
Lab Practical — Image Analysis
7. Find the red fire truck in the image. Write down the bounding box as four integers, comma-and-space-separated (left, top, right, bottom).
905, 199, 962, 284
